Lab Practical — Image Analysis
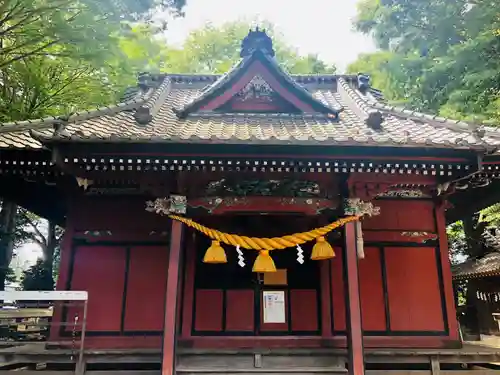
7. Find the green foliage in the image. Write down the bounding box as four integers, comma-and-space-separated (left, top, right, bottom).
21, 258, 54, 291
479, 203, 500, 227
0, 0, 184, 122
163, 21, 336, 74
349, 0, 500, 123
447, 221, 468, 264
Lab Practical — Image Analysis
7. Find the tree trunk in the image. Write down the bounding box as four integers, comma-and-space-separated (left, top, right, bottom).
463, 213, 487, 258
0, 201, 17, 292
43, 221, 57, 286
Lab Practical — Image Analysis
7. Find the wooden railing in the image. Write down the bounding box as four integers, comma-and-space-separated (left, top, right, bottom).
0, 291, 88, 375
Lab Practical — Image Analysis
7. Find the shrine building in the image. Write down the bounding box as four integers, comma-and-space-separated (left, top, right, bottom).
2, 29, 500, 375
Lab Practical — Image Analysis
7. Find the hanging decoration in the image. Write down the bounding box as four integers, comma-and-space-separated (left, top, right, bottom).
146, 196, 381, 272
236, 245, 246, 267
166, 214, 358, 272
203, 241, 227, 263
477, 291, 500, 302
296, 245, 304, 264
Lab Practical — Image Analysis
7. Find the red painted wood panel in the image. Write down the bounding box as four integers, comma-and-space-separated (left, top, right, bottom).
123, 246, 169, 331
73, 197, 168, 232
363, 200, 435, 231
226, 290, 254, 332
359, 247, 387, 331
194, 290, 223, 331
290, 290, 318, 332
385, 247, 445, 331
330, 249, 346, 331
69, 246, 126, 332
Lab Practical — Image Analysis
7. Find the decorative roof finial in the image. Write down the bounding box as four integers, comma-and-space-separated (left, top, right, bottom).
240, 27, 275, 58
357, 73, 370, 94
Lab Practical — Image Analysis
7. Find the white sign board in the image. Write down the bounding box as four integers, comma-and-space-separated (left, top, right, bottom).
262, 291, 286, 324
0, 291, 88, 301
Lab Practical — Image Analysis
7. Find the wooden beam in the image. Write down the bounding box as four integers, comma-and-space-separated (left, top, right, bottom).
344, 222, 365, 375
162, 220, 184, 375
430, 356, 440, 375
0, 176, 66, 225
0, 371, 498, 375
366, 371, 499, 375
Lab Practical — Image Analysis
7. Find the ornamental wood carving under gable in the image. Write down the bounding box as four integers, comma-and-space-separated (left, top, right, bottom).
347, 173, 436, 201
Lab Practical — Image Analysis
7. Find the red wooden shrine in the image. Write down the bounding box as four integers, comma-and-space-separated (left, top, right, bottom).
2, 28, 500, 375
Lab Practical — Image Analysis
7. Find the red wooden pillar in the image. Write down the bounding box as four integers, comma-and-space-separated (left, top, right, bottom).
435, 203, 460, 340
344, 222, 365, 375
162, 220, 184, 375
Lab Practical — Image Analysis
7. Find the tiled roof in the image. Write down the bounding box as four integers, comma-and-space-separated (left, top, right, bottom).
1, 73, 500, 151
452, 252, 500, 280
0, 82, 153, 149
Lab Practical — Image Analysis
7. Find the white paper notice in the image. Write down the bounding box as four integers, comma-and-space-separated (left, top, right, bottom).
263, 291, 286, 323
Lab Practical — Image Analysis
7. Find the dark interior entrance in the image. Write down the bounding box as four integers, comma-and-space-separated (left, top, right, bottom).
192, 214, 321, 336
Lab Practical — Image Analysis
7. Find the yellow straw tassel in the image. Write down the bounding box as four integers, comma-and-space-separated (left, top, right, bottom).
203, 240, 227, 264
311, 236, 335, 260
252, 250, 277, 272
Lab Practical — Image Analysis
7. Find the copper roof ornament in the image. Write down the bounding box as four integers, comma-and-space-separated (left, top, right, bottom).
240, 27, 275, 58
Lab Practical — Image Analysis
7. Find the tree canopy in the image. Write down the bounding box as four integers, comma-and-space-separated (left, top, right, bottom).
163, 22, 336, 74
0, 0, 185, 122
349, 0, 500, 124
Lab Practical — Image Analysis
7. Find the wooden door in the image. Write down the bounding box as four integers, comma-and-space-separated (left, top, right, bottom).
191, 215, 322, 336
257, 244, 321, 335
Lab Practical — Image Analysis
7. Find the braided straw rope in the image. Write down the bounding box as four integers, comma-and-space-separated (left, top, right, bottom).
168, 215, 360, 251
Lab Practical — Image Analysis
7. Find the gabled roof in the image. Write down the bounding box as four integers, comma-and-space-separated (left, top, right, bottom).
452, 252, 500, 280
452, 231, 500, 280
173, 48, 341, 118
1, 29, 500, 151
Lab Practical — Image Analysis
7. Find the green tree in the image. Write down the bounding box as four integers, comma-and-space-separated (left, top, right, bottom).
0, 2, 181, 122
0, 0, 185, 70
21, 258, 54, 292
163, 21, 336, 74
350, 0, 500, 122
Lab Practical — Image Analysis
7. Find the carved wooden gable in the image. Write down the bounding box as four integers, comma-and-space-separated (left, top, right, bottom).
217, 73, 302, 113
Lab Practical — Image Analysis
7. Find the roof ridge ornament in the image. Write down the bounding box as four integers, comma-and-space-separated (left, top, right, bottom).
240, 27, 275, 58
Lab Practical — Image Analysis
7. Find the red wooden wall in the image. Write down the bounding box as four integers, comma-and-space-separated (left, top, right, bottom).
54, 195, 458, 349
330, 199, 457, 345
53, 197, 170, 348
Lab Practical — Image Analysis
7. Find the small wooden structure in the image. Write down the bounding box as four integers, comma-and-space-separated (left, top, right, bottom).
2, 28, 500, 374
453, 231, 500, 338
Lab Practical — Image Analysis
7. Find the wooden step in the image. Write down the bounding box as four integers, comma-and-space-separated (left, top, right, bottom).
175, 368, 347, 375
176, 352, 347, 375
176, 353, 345, 370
